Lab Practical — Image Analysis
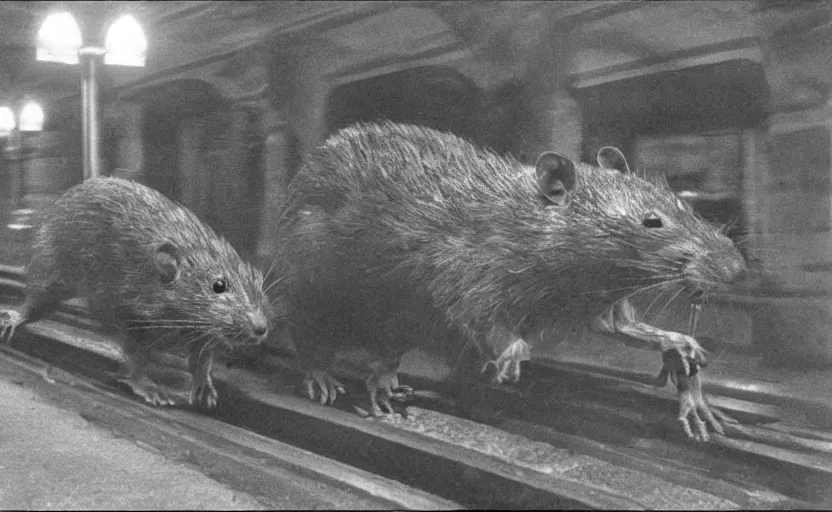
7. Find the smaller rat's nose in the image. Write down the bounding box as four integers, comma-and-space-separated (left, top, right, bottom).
249, 312, 269, 338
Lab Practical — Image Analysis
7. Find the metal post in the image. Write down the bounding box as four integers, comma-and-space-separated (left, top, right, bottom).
80, 47, 104, 180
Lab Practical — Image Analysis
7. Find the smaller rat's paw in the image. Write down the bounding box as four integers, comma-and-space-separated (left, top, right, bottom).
0, 309, 25, 343
303, 369, 346, 405
481, 339, 530, 386
123, 378, 179, 407
190, 378, 218, 411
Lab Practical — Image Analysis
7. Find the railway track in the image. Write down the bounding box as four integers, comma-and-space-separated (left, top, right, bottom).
0, 264, 829, 509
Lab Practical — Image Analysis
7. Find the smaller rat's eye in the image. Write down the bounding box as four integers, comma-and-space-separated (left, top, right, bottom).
213, 278, 227, 294
643, 212, 663, 228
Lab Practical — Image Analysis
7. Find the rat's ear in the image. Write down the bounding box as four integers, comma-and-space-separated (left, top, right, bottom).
154, 242, 182, 284
535, 152, 576, 206
596, 146, 631, 174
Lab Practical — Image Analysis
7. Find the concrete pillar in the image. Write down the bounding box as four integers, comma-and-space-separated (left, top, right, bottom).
246, 41, 334, 268
112, 102, 145, 180
191, 45, 300, 267
256, 109, 290, 268
533, 93, 583, 163
176, 115, 210, 219
288, 42, 332, 162
501, 9, 583, 163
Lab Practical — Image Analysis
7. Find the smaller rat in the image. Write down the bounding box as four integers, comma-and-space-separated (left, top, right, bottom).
0, 176, 271, 409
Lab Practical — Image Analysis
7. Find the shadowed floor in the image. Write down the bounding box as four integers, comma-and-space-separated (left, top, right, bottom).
0, 375, 266, 510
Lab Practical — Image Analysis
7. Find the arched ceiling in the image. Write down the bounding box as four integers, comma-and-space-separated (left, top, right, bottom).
0, 1, 828, 113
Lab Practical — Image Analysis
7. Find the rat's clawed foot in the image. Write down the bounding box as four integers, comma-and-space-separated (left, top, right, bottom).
303, 369, 346, 405
480, 338, 530, 386
366, 369, 412, 416
659, 349, 738, 442
120, 377, 179, 407
0, 309, 25, 343
190, 376, 218, 411
677, 388, 733, 442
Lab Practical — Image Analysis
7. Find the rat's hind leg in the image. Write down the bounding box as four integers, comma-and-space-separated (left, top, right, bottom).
288, 322, 347, 405
119, 332, 180, 407
365, 356, 413, 416
1, 251, 73, 342
302, 355, 346, 406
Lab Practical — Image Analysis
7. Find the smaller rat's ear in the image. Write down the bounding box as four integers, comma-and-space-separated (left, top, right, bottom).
596, 146, 631, 174
154, 242, 182, 284
535, 151, 576, 206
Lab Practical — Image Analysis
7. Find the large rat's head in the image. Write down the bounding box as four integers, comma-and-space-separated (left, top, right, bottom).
144, 239, 271, 347
533, 146, 747, 302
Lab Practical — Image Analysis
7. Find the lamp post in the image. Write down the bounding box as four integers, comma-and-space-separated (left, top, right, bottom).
36, 11, 147, 180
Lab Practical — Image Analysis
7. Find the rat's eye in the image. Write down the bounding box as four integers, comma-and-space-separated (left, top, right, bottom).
643, 212, 663, 228
213, 278, 228, 293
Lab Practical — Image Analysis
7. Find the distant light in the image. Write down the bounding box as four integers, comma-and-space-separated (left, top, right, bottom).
19, 102, 45, 132
0, 106, 15, 136
104, 15, 147, 67
36, 12, 83, 65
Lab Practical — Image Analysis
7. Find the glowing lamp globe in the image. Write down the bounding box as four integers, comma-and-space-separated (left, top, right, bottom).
104, 15, 147, 67
19, 102, 45, 132
0, 107, 15, 137
36, 12, 82, 65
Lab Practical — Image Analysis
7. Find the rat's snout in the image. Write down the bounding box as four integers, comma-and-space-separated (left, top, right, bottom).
708, 247, 748, 286
726, 258, 747, 284
682, 244, 748, 295
248, 311, 269, 341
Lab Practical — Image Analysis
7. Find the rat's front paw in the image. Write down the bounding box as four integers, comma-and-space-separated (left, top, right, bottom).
480, 338, 530, 386
663, 333, 708, 378
303, 369, 346, 405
